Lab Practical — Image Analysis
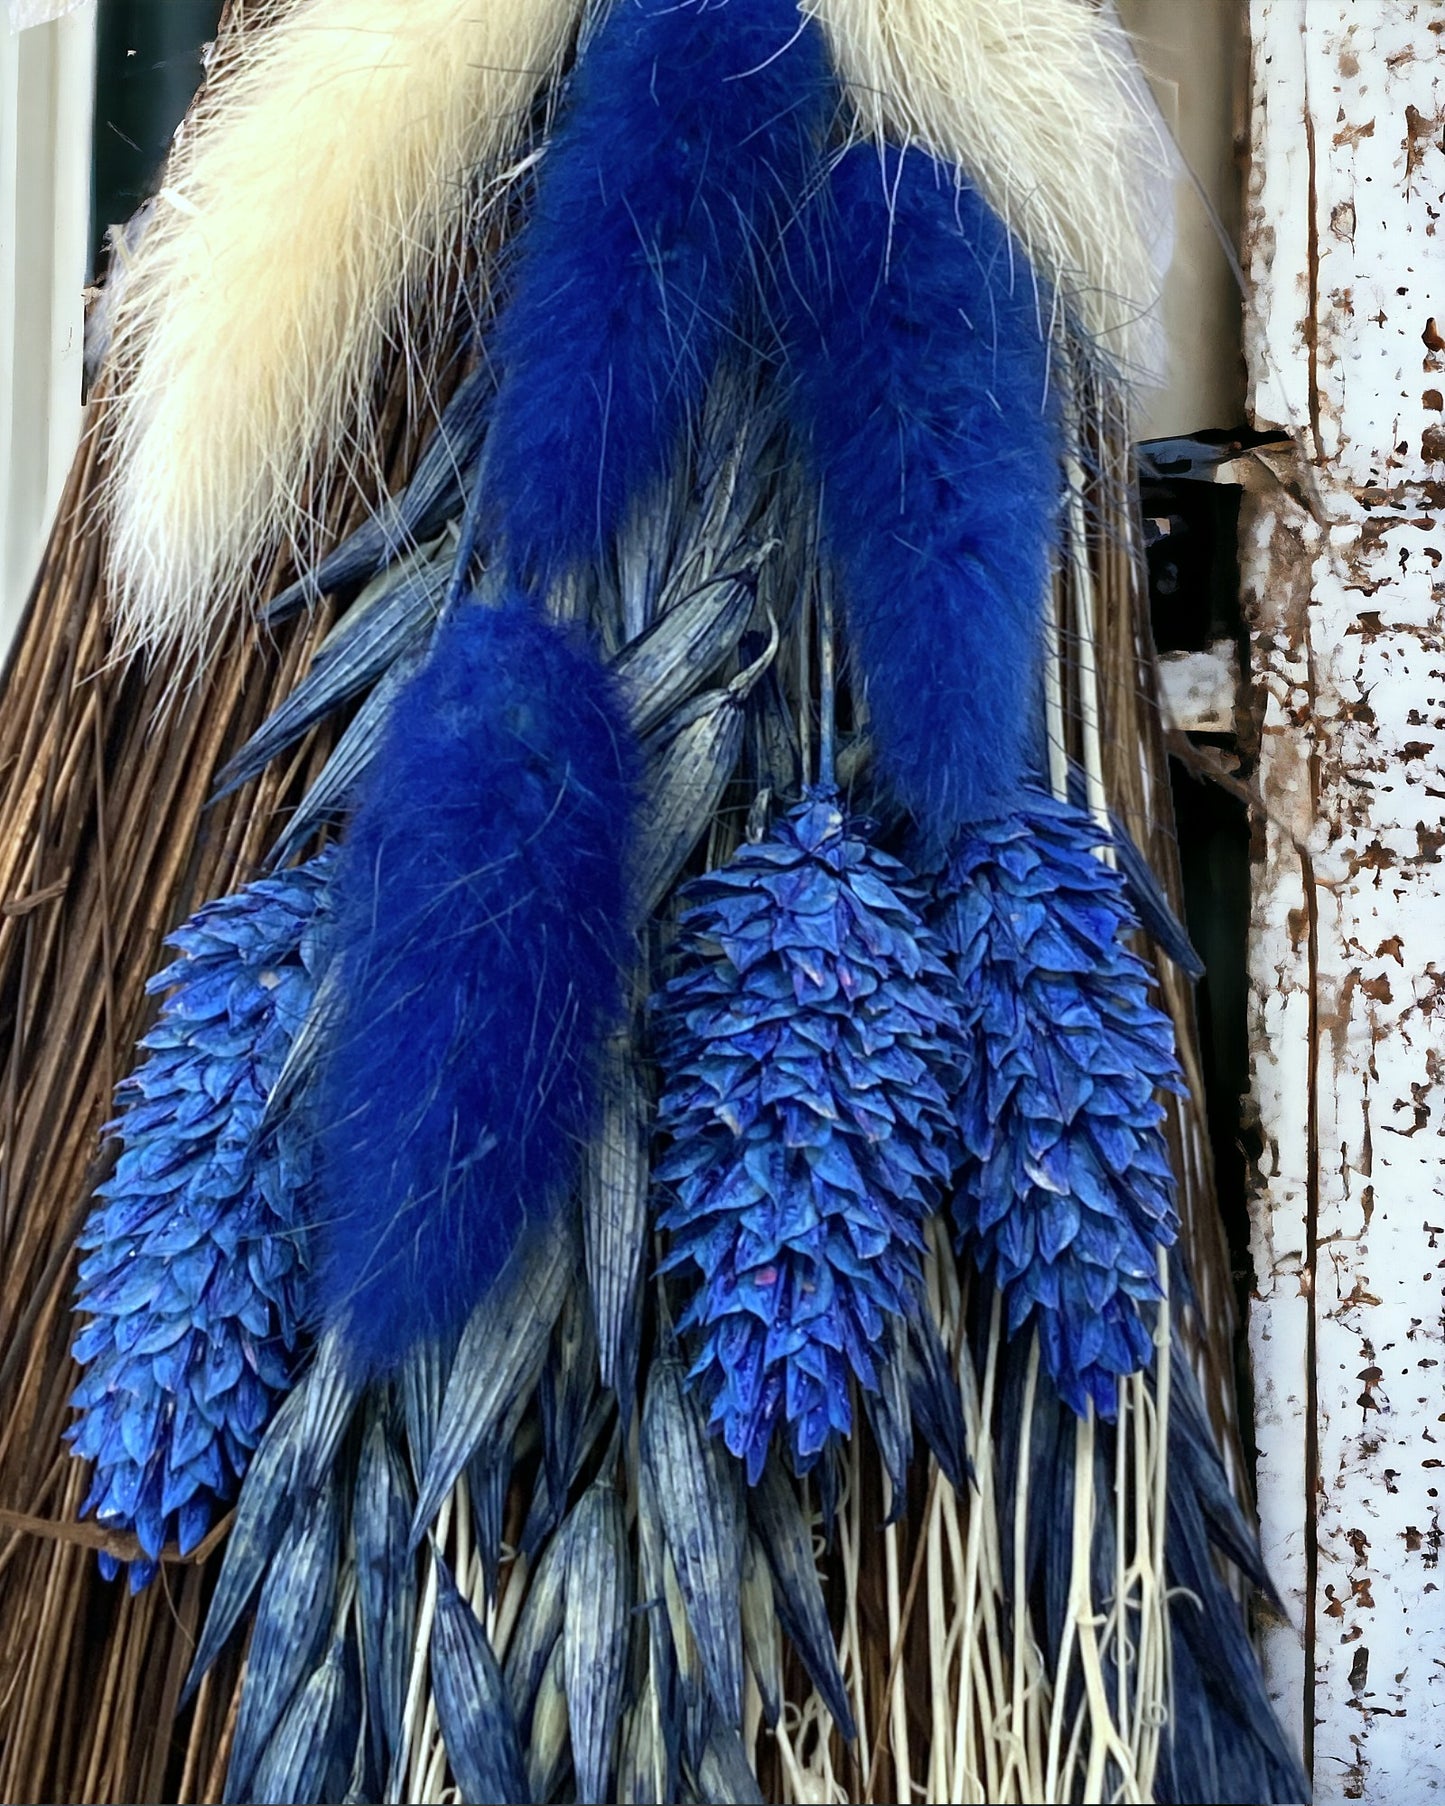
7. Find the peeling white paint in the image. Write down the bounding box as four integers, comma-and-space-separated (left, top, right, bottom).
1244, 6, 1445, 1799
1246, 3, 1445, 488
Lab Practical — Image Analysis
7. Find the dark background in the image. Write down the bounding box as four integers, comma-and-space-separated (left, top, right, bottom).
90, 0, 223, 274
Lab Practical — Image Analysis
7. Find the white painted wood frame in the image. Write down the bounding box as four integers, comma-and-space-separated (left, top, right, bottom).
0, 1, 95, 658
1243, 5, 1445, 1799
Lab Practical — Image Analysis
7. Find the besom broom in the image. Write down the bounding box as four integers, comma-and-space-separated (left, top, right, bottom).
1, 1, 1305, 1799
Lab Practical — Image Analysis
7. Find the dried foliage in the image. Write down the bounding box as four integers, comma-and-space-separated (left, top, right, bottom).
0, 397, 1257, 1806
0, 12, 1260, 1806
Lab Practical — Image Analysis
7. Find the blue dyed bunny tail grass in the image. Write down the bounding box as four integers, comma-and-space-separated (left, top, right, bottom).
652, 786, 961, 1482
476, 0, 830, 593
933, 790, 1183, 1418
311, 599, 637, 1377
783, 143, 1062, 843
68, 857, 331, 1588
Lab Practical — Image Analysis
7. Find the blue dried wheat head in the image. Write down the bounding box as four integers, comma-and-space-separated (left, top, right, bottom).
932, 792, 1184, 1418
67, 858, 330, 1588
653, 787, 962, 1482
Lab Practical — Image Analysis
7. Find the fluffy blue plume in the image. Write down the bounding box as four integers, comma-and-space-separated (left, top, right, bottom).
68, 859, 330, 1588
477, 0, 829, 593
932, 791, 1182, 1417
311, 600, 637, 1377
652, 787, 961, 1481
784, 145, 1061, 840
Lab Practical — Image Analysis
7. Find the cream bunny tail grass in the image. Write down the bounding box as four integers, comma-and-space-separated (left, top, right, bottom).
102, 0, 586, 668
804, 0, 1173, 376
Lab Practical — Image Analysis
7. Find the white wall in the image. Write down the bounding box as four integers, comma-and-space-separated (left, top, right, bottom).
1117, 0, 1248, 439
0, 1, 95, 658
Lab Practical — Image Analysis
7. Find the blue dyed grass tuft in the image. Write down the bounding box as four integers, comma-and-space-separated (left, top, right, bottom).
933, 792, 1183, 1417
785, 144, 1062, 842
68, 859, 329, 1587
653, 787, 961, 1481
312, 599, 637, 1377
480, 0, 829, 593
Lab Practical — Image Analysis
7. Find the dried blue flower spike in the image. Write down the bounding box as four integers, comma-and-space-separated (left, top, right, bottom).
933, 791, 1184, 1418
653, 787, 961, 1482
67, 857, 331, 1588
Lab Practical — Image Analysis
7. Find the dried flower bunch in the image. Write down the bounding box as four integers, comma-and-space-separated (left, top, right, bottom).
51, 0, 1306, 1799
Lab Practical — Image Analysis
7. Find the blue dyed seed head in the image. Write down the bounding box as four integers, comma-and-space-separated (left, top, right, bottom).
932, 792, 1183, 1418
68, 859, 329, 1586
654, 786, 963, 1480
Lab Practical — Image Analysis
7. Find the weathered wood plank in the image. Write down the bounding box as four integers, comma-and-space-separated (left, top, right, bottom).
1243, 4, 1445, 1796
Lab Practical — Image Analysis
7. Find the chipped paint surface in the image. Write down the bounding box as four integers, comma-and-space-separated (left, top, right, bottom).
1246, 2, 1445, 485
1243, 5, 1445, 1799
